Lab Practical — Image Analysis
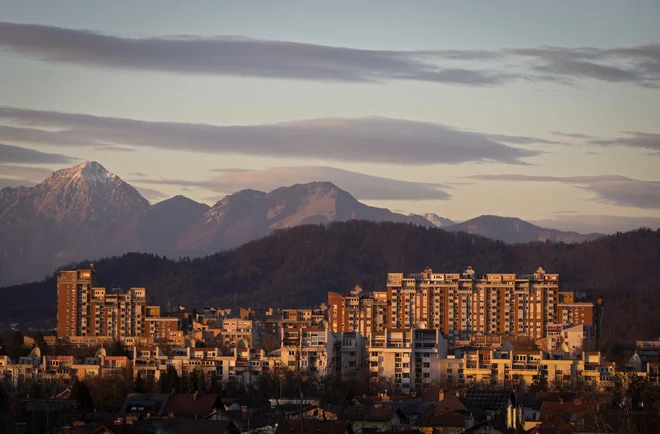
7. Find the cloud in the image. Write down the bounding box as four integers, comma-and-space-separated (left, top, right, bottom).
0, 177, 37, 189
0, 108, 541, 165
509, 45, 660, 88
133, 165, 452, 201
470, 174, 660, 209
0, 21, 509, 86
1, 22, 659, 88
532, 214, 660, 234
130, 172, 147, 177
590, 132, 660, 153
133, 186, 168, 203
0, 143, 74, 164
551, 131, 598, 140
209, 168, 255, 173
93, 146, 136, 152
0, 163, 54, 181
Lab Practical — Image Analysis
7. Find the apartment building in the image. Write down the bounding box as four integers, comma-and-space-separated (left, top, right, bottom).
330, 331, 366, 379
0, 347, 131, 386
279, 327, 331, 374
281, 308, 326, 330
330, 267, 600, 342
367, 328, 448, 394
329, 287, 388, 338
56, 269, 182, 345
439, 347, 614, 391
221, 318, 259, 348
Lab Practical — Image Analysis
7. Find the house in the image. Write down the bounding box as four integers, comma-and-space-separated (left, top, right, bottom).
207, 407, 274, 432
288, 405, 341, 421
119, 393, 170, 416
163, 393, 221, 419
139, 418, 239, 434
519, 392, 579, 422
380, 401, 435, 425
524, 417, 574, 434
274, 419, 352, 434
460, 420, 507, 434
416, 409, 475, 434
341, 406, 405, 434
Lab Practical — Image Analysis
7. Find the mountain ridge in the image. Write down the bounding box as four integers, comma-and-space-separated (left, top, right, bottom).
0, 161, 603, 286
445, 215, 603, 244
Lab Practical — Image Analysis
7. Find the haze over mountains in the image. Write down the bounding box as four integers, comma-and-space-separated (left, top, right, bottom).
0, 161, 606, 286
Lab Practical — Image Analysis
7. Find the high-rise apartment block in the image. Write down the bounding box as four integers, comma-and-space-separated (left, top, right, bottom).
329, 267, 601, 342
57, 269, 181, 345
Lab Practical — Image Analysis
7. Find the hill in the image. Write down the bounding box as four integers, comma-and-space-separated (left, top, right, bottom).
1, 221, 658, 342
446, 215, 603, 244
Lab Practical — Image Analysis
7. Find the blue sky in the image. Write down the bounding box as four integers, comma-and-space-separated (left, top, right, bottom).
1, 1, 659, 233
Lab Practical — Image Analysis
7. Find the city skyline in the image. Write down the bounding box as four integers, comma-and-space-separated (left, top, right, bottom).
1, 1, 659, 233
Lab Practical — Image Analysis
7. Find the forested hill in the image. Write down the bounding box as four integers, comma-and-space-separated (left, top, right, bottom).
1, 221, 659, 341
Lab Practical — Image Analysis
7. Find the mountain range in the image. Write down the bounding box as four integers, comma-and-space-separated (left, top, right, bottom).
0, 161, 603, 287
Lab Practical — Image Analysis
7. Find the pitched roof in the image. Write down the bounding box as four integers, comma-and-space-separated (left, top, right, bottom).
539, 402, 587, 422
380, 401, 434, 416
164, 393, 219, 418
431, 394, 468, 413
342, 406, 399, 422
463, 388, 514, 411
416, 410, 469, 428
139, 418, 235, 434
119, 394, 170, 416
218, 409, 273, 429
274, 418, 350, 434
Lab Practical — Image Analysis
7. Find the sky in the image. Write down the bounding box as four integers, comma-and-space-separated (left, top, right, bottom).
0, 1, 659, 233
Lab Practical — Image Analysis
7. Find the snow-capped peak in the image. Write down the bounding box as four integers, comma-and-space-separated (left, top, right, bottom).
69, 161, 118, 185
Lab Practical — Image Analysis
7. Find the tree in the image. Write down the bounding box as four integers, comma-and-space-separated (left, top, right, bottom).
71, 380, 94, 413
88, 374, 131, 412
531, 369, 548, 392
134, 371, 146, 393
586, 373, 660, 434
7, 331, 24, 360
158, 366, 179, 394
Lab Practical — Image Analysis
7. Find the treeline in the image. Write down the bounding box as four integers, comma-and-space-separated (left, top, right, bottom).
1, 221, 659, 341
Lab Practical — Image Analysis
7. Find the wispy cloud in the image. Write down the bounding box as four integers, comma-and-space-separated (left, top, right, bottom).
1, 21, 658, 88
0, 163, 55, 181
0, 177, 37, 189
93, 146, 136, 152
0, 108, 542, 165
130, 172, 147, 177
589, 132, 660, 153
209, 168, 255, 173
509, 45, 660, 88
0, 21, 509, 86
470, 174, 660, 209
133, 186, 168, 204
133, 165, 452, 201
0, 143, 74, 164
550, 131, 598, 140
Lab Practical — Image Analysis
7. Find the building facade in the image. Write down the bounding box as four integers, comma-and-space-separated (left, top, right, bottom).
56, 269, 182, 345
330, 267, 600, 342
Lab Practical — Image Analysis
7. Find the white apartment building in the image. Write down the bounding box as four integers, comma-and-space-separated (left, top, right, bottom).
367, 328, 448, 394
